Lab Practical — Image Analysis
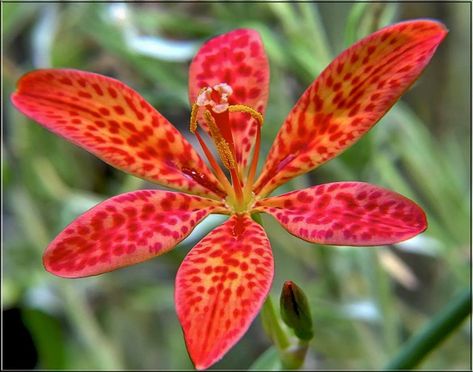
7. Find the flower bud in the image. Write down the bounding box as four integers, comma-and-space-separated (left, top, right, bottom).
280, 281, 314, 340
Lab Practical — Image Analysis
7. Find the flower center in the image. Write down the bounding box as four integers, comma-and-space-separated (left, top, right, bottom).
190, 83, 263, 212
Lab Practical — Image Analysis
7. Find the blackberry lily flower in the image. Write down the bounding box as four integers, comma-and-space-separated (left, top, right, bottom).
11, 20, 446, 369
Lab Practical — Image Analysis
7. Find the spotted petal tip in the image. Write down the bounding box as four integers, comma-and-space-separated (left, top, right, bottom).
44, 190, 224, 278
255, 20, 447, 197
189, 29, 269, 169
175, 214, 273, 369
255, 182, 427, 246
11, 69, 225, 199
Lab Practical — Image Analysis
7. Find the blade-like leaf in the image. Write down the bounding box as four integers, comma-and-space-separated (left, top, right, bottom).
254, 20, 447, 197
44, 190, 226, 278
254, 182, 427, 245
176, 214, 273, 370
11, 69, 226, 199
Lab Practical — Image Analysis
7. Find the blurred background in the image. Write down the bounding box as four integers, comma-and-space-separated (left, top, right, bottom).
3, 2, 471, 370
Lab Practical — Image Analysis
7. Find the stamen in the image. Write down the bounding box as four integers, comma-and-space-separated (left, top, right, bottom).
203, 110, 236, 170
190, 83, 258, 210
227, 104, 264, 198
189, 103, 199, 133
193, 130, 235, 199
216, 142, 236, 170
245, 119, 261, 195
228, 104, 264, 126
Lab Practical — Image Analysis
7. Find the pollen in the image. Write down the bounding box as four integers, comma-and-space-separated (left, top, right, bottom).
204, 110, 236, 170
216, 141, 237, 170
228, 104, 264, 126
189, 103, 199, 133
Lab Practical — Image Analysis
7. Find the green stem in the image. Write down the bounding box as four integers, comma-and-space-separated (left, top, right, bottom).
253, 213, 309, 369
384, 288, 471, 369
344, 3, 369, 46
60, 285, 124, 369
371, 250, 399, 354
252, 212, 263, 225
254, 214, 291, 352
261, 294, 309, 370
12, 189, 123, 369
261, 295, 291, 351
314, 246, 341, 299
297, 2, 332, 66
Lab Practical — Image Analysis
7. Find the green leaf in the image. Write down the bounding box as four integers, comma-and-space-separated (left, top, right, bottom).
249, 346, 282, 370
22, 308, 67, 369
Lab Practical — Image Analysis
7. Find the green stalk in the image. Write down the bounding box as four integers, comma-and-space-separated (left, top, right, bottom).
252, 213, 310, 369
384, 288, 471, 369
12, 189, 124, 369
297, 2, 332, 66
373, 250, 399, 354
261, 295, 291, 351
254, 212, 291, 353
314, 246, 341, 299
344, 3, 369, 46
60, 285, 124, 369
261, 290, 309, 370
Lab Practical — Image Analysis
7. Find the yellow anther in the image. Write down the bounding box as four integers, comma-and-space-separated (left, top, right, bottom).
216, 142, 237, 170
228, 104, 264, 126
204, 110, 236, 170
190, 103, 199, 133
203, 110, 220, 139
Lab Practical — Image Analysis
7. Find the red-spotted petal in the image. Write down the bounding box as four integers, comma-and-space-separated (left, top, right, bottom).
254, 182, 427, 245
11, 69, 226, 199
254, 20, 447, 197
44, 190, 226, 278
175, 214, 273, 370
189, 29, 269, 169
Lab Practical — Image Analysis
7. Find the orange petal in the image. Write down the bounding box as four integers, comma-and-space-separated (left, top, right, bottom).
11, 69, 226, 199
189, 29, 269, 169
254, 182, 427, 245
44, 190, 225, 278
176, 214, 273, 370
254, 20, 447, 197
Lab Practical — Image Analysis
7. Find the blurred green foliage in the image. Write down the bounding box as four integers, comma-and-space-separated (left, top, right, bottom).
3, 2, 470, 370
